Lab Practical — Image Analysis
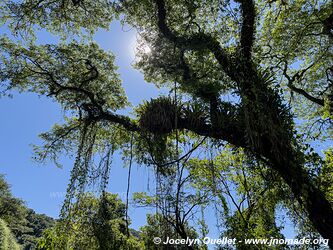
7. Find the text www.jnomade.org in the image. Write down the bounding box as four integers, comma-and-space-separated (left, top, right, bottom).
152, 236, 329, 247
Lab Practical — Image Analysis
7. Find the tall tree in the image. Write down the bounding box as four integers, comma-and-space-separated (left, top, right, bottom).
140, 213, 200, 250
0, 0, 332, 248
0, 175, 55, 249
0, 218, 20, 250
37, 192, 142, 250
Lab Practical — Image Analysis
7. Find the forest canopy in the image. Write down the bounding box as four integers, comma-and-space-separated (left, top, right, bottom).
0, 0, 332, 249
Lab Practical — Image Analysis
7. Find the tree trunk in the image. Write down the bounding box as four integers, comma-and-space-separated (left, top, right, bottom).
269, 149, 333, 249
238, 66, 333, 248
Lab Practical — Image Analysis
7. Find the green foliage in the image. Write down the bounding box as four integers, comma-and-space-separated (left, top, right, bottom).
188, 146, 289, 249
0, 0, 118, 38
18, 210, 55, 250
140, 214, 199, 250
320, 148, 333, 202
257, 0, 332, 139
0, 39, 127, 111
1, 0, 333, 248
0, 218, 21, 250
133, 192, 157, 207
0, 175, 55, 250
38, 193, 143, 250
0, 175, 27, 237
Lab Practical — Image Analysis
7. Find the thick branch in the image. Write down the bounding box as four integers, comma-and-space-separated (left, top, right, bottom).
91, 111, 140, 132
28, 58, 245, 145
288, 84, 325, 106
236, 0, 256, 59
94, 107, 246, 147
154, 0, 235, 80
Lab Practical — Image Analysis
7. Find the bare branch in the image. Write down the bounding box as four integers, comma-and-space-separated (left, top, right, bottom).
282, 61, 325, 106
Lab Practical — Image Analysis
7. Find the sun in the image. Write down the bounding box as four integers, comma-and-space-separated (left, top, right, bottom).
129, 34, 152, 58
140, 43, 152, 54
